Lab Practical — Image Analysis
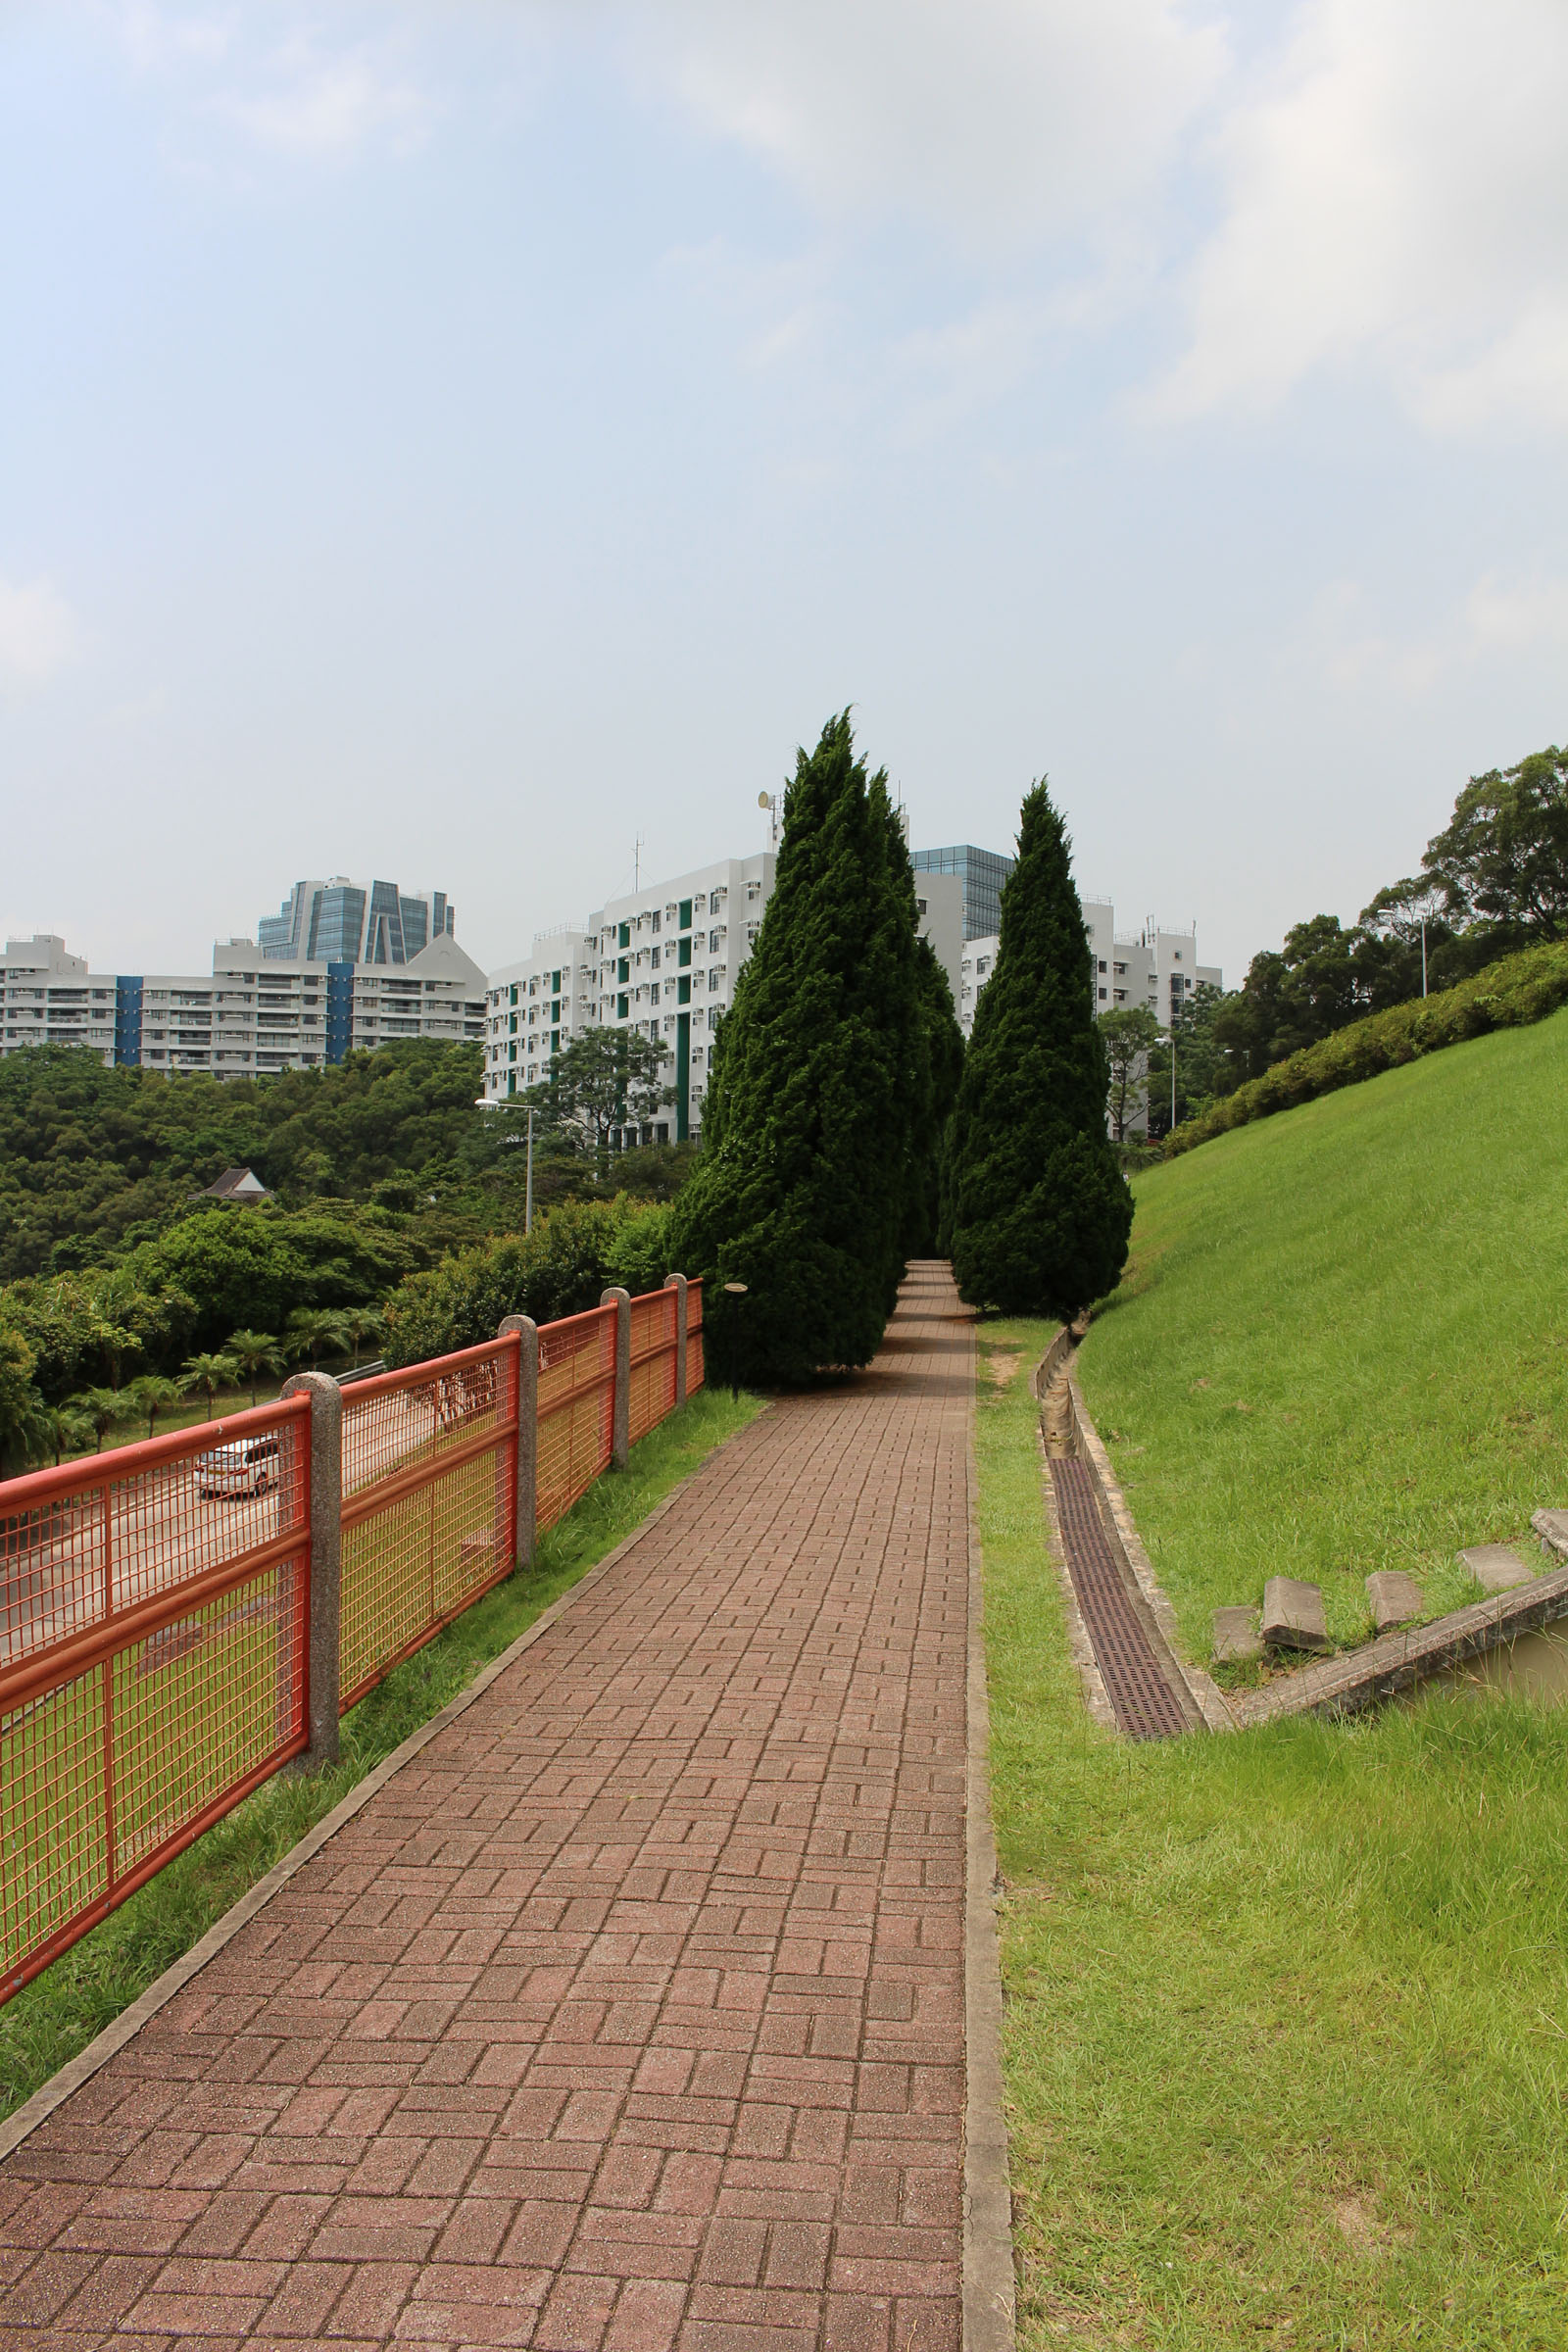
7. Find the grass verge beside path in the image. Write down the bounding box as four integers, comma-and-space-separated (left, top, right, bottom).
0, 1385, 762, 2128
976, 1319, 1568, 2351
1079, 1008, 1568, 1654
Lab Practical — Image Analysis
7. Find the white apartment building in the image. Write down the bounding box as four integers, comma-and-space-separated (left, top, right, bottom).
483, 854, 965, 1143
0, 932, 486, 1078
957, 901, 1223, 1038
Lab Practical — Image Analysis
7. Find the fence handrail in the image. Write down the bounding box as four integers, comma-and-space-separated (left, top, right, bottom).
0, 1394, 309, 1520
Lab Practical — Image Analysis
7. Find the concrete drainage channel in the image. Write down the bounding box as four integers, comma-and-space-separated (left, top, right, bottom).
1033, 1331, 1568, 1736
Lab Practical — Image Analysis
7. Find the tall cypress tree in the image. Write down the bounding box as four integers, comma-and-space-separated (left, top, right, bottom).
906, 935, 964, 1258
670, 713, 918, 1384
947, 780, 1131, 1317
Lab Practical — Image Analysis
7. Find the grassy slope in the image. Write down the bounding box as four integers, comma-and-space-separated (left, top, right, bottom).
1079, 1006, 1568, 1652
0, 1386, 761, 2125
976, 1323, 1568, 2352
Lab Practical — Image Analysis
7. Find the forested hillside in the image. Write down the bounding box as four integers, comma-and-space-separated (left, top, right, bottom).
0, 1042, 488, 1278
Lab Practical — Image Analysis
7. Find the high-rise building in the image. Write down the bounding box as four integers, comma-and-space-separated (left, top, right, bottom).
910, 845, 1015, 942
259, 878, 454, 965
483, 855, 965, 1142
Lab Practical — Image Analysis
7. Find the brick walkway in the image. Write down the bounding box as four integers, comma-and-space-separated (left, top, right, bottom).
0, 1265, 977, 2352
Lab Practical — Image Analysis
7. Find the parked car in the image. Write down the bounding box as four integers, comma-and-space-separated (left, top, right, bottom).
197, 1435, 281, 1497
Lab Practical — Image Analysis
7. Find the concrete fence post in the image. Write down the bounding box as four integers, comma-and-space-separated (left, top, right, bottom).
663, 1272, 689, 1406
601, 1287, 631, 1470
282, 1371, 342, 1769
496, 1316, 538, 1570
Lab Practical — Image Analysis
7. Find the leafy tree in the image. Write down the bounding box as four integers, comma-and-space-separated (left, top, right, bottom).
947, 781, 1133, 1319
123, 1373, 184, 1442
380, 1198, 673, 1364
224, 1330, 285, 1409
1099, 1005, 1161, 1142
1143, 984, 1239, 1136
669, 712, 920, 1384
881, 798, 964, 1263
1420, 745, 1568, 938
524, 1028, 674, 1175
0, 1327, 44, 1475
179, 1351, 238, 1419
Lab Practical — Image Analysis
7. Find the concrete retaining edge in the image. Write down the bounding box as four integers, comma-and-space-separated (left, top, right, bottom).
964, 1423, 1017, 2352
0, 1410, 764, 2168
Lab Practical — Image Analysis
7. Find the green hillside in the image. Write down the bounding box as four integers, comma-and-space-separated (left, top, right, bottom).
1079, 1005, 1568, 1653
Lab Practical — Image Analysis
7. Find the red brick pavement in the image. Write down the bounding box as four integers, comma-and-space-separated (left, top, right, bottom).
0, 1264, 976, 2352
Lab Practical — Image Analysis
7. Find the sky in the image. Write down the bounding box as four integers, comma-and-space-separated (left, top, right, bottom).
2, 0, 1565, 986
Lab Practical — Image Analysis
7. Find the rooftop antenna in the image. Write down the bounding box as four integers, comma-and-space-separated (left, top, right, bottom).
634, 833, 644, 889
758, 790, 778, 850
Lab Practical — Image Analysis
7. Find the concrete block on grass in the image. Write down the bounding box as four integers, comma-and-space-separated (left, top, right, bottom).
1365, 1570, 1425, 1632
1212, 1606, 1263, 1663
1261, 1576, 1330, 1653
1534, 1510, 1568, 1561
1458, 1544, 1533, 1595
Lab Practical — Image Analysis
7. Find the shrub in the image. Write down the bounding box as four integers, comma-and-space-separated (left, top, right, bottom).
380, 1197, 676, 1365
1165, 941, 1568, 1156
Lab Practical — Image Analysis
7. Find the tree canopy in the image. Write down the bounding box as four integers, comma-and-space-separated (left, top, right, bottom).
947, 781, 1132, 1318
668, 712, 926, 1384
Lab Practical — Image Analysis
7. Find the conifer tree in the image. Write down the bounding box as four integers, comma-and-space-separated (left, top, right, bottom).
669, 713, 919, 1383
946, 781, 1131, 1317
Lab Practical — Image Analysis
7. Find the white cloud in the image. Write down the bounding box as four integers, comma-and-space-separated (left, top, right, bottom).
215, 32, 436, 160
1153, 0, 1568, 432
617, 0, 1228, 251
0, 578, 80, 691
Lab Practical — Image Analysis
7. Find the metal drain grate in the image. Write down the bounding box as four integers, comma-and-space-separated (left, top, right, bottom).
1051, 1458, 1190, 1740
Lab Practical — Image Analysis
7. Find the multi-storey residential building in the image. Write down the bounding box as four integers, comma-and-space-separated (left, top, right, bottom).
259, 877, 456, 964
482, 854, 965, 1143
0, 932, 485, 1077
957, 901, 1223, 1040
1, 937, 120, 1064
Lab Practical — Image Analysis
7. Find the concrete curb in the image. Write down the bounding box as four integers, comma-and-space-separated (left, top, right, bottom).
963, 1405, 1017, 2343
0, 1402, 767, 2168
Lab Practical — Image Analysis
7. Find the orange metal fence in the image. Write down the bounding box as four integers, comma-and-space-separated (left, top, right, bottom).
1, 1397, 311, 2000
0, 1277, 706, 2007
689, 1279, 705, 1394
628, 1287, 679, 1446
536, 1303, 618, 1534
338, 1337, 518, 1710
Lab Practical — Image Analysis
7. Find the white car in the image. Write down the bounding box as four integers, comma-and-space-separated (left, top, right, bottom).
197, 1434, 282, 1498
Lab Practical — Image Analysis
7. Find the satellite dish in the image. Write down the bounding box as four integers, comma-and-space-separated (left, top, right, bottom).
758, 791, 771, 809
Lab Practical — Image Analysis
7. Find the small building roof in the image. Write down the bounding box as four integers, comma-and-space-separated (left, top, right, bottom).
197, 1166, 272, 1201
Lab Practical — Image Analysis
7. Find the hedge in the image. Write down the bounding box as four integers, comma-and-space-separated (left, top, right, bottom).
1164, 941, 1568, 1158
380, 1197, 673, 1366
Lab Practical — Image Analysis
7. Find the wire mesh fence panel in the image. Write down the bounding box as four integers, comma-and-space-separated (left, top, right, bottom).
688, 1279, 705, 1394
0, 1399, 311, 2005
535, 1304, 617, 1535
627, 1287, 679, 1446
337, 1337, 517, 1710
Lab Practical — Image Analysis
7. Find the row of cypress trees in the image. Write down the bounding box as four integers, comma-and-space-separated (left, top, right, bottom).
667, 714, 1131, 1384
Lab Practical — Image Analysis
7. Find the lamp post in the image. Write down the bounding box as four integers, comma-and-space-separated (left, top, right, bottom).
525, 1105, 535, 1235
722, 1281, 749, 1400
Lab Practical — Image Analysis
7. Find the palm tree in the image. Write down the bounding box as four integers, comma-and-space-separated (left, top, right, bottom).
124, 1374, 184, 1442
31, 1404, 95, 1466
69, 1388, 132, 1452
180, 1351, 238, 1420
341, 1306, 383, 1368
285, 1308, 353, 1371
224, 1330, 285, 1409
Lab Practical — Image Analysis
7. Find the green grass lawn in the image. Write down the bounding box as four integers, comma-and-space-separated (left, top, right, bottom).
1078, 1007, 1568, 1655
0, 1383, 761, 2125
977, 1321, 1568, 2351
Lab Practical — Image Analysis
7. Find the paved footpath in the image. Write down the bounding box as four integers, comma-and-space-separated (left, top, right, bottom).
0, 1266, 978, 2352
